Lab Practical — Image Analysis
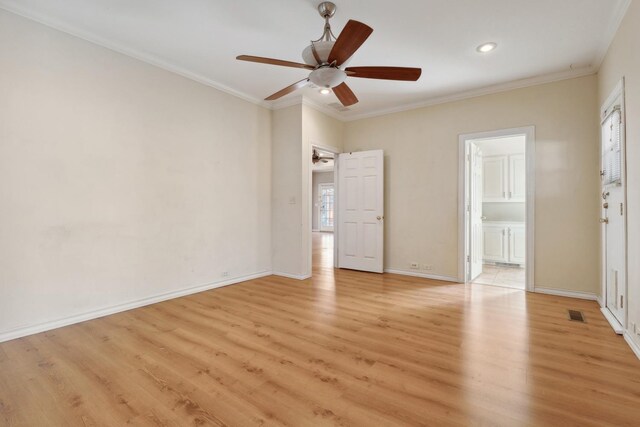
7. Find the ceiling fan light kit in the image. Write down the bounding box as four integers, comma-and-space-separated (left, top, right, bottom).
310, 67, 347, 89
236, 1, 421, 107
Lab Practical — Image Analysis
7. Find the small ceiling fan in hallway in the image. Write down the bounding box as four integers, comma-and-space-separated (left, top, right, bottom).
236, 2, 422, 107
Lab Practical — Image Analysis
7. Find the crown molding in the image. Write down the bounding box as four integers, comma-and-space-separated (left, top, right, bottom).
340, 66, 597, 122
269, 94, 305, 111
593, 0, 631, 70
0, 4, 266, 107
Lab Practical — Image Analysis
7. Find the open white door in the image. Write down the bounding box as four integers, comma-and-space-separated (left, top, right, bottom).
469, 143, 484, 280
337, 150, 384, 273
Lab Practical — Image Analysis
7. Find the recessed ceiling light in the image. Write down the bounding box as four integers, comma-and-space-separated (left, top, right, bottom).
477, 42, 497, 53
319, 88, 331, 95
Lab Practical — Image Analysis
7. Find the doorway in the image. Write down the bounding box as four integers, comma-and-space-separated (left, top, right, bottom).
308, 146, 385, 276
311, 146, 337, 272
459, 127, 535, 291
599, 79, 627, 334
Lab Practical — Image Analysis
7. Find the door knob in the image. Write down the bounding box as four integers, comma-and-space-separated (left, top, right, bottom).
377, 216, 384, 220
602, 191, 610, 200
600, 218, 609, 224
603, 202, 609, 209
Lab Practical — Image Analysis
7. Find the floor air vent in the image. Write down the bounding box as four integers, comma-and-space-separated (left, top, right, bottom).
568, 310, 585, 322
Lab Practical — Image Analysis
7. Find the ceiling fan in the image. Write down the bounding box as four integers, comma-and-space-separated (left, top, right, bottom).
236, 2, 422, 107
312, 148, 334, 164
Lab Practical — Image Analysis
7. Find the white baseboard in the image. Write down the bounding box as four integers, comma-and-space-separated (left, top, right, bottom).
0, 270, 272, 344
272, 271, 312, 280
534, 287, 598, 301
600, 307, 624, 334
596, 295, 604, 308
384, 269, 460, 283
624, 331, 640, 360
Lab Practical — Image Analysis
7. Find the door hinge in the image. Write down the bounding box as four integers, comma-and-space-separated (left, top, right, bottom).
467, 255, 471, 262
620, 203, 624, 216
621, 295, 624, 308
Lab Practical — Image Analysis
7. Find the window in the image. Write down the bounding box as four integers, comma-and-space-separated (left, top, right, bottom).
319, 185, 334, 229
602, 106, 623, 185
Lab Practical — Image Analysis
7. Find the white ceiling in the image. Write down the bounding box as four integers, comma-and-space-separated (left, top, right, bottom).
0, 0, 630, 120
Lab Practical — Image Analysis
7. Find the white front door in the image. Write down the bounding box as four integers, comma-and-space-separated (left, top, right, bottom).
601, 98, 626, 327
469, 143, 483, 280
337, 150, 384, 273
319, 183, 335, 232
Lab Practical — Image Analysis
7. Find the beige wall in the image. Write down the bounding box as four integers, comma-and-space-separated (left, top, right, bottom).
0, 11, 272, 338
271, 105, 304, 277
303, 105, 344, 151
344, 75, 601, 293
598, 0, 640, 348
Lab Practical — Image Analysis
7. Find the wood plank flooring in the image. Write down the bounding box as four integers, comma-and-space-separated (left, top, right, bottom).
1, 232, 639, 426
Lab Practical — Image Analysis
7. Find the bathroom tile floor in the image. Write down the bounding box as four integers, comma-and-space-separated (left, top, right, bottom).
472, 263, 525, 290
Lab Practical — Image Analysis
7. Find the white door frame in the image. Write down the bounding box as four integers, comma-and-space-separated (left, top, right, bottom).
318, 182, 335, 232
458, 126, 536, 291
309, 143, 341, 273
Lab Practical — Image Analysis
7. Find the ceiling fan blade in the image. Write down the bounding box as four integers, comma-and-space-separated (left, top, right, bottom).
345, 66, 422, 81
328, 20, 373, 65
237, 55, 314, 70
333, 82, 358, 107
265, 78, 309, 101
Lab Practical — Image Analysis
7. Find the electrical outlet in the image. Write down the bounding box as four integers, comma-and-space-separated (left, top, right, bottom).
221, 271, 229, 278
422, 264, 433, 271
410, 262, 419, 269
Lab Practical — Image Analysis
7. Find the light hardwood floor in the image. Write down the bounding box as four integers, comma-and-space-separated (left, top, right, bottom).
1, 232, 639, 426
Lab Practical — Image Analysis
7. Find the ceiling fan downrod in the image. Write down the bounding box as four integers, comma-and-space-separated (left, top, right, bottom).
315, 2, 337, 42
